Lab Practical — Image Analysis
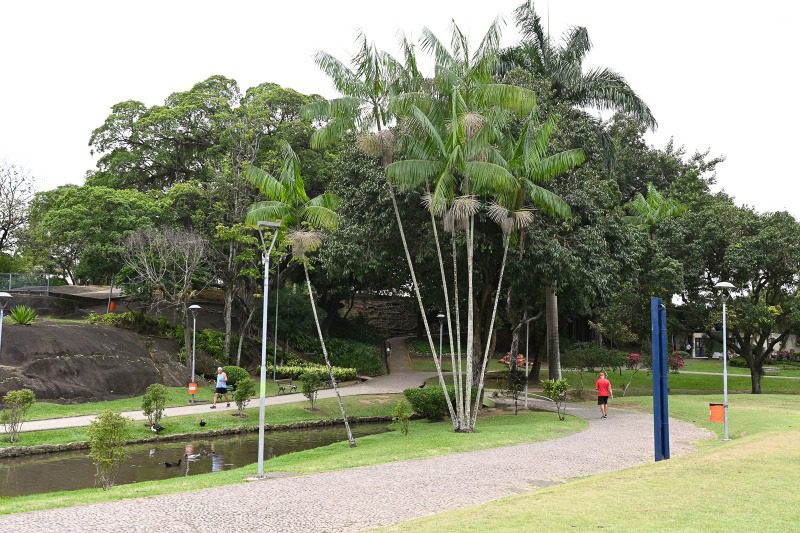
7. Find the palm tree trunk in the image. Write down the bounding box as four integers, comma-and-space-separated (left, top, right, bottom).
471, 235, 510, 429
304, 264, 356, 447
387, 186, 458, 428
452, 233, 464, 423
464, 216, 476, 430
429, 207, 461, 421
546, 283, 561, 380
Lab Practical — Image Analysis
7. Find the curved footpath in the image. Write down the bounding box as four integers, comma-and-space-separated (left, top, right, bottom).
4, 336, 435, 434
0, 339, 712, 532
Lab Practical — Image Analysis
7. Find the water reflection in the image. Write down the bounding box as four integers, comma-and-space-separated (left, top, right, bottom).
0, 423, 387, 498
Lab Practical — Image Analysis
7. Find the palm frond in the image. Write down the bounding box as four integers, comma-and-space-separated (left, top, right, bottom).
310, 118, 352, 150
479, 83, 537, 116
560, 26, 591, 63
526, 148, 586, 183
245, 201, 290, 226
313, 51, 365, 98
576, 68, 657, 128
475, 16, 504, 63
421, 27, 455, 69
386, 160, 443, 191
244, 165, 283, 200
527, 183, 572, 219
463, 161, 516, 195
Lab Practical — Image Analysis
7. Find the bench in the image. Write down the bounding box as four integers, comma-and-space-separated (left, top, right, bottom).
276, 378, 298, 394
763, 366, 780, 375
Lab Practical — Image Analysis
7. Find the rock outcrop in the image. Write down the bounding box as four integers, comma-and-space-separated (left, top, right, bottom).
0, 322, 185, 401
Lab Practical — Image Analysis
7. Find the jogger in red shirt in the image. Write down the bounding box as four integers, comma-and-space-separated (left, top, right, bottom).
595, 371, 613, 419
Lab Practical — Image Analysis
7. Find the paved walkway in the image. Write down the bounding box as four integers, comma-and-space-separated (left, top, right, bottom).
0, 400, 712, 532
3, 337, 434, 434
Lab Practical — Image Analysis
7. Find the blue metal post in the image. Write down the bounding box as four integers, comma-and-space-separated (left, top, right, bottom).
658, 302, 670, 459
651, 297, 663, 461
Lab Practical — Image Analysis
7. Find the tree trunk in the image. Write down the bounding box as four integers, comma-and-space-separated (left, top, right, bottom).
545, 284, 561, 380
236, 305, 256, 367
182, 304, 192, 369
304, 264, 356, 447
750, 362, 763, 394
223, 286, 233, 363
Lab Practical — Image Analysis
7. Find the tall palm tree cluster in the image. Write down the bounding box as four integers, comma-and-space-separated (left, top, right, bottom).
246, 1, 654, 434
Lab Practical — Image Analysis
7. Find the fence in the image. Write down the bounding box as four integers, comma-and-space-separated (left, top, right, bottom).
0, 273, 51, 293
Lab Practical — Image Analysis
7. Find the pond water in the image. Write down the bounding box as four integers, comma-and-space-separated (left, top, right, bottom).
0, 423, 388, 498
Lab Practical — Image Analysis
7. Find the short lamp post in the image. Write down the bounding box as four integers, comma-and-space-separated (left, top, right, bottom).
256, 220, 281, 478
437, 313, 445, 361
188, 304, 202, 403
0, 292, 12, 357
714, 281, 735, 441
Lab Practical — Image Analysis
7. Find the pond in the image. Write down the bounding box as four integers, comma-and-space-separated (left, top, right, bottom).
0, 422, 388, 497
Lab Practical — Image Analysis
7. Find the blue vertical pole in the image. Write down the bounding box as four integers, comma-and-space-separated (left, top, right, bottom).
651, 297, 663, 461
658, 302, 670, 460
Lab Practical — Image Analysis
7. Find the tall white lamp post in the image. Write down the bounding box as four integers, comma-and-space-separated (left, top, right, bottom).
256, 220, 281, 478
0, 292, 12, 356
188, 304, 202, 403
714, 281, 735, 441
437, 313, 445, 363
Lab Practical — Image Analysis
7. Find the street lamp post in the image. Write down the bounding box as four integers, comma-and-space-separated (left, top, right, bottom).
437, 313, 445, 363
188, 304, 202, 404
714, 281, 735, 441
0, 292, 12, 357
257, 220, 281, 478
524, 317, 530, 409
273, 259, 281, 381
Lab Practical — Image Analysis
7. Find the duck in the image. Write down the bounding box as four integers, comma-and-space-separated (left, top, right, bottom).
150, 424, 165, 433
199, 419, 207, 427
163, 458, 182, 467
186, 453, 202, 461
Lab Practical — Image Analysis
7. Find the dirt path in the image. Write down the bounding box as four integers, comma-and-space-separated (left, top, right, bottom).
0, 401, 712, 532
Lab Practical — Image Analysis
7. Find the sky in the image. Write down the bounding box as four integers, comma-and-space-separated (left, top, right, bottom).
1, 0, 797, 215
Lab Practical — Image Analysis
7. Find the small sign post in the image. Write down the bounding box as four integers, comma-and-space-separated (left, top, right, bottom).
188, 382, 198, 396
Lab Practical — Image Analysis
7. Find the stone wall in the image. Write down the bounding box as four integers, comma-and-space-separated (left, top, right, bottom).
344, 294, 417, 337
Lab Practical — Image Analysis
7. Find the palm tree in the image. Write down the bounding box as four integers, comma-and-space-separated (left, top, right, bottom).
501, 1, 656, 129
389, 19, 543, 431
244, 141, 356, 447
472, 115, 585, 426
304, 32, 466, 428
502, 1, 658, 380
624, 183, 687, 239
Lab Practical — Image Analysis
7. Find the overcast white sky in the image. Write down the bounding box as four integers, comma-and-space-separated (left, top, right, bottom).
1, 1, 797, 215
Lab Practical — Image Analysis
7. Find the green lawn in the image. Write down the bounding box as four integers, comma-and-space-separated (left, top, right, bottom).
0, 409, 586, 515
405, 338, 506, 373
564, 367, 800, 396
383, 395, 800, 532
25, 383, 279, 421
2, 394, 395, 448
683, 357, 800, 377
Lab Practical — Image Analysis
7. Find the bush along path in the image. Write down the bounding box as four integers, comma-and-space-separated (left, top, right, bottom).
2, 397, 711, 531
1, 337, 436, 435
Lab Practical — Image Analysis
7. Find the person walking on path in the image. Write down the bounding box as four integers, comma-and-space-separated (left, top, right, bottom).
210, 367, 230, 409
595, 371, 613, 419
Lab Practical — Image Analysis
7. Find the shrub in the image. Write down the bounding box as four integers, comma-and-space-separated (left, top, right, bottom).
233, 377, 255, 417
222, 365, 249, 388
1, 388, 35, 442
403, 386, 476, 421
729, 357, 749, 368
141, 384, 168, 427
542, 379, 569, 421
506, 366, 526, 414
8, 305, 37, 326
266, 363, 357, 382
88, 311, 173, 337
87, 411, 131, 489
393, 399, 413, 436
669, 352, 686, 373
302, 373, 324, 410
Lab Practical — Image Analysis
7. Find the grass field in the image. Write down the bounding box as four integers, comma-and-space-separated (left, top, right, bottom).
383, 395, 800, 532
0, 410, 586, 515
25, 383, 279, 421
2, 394, 395, 448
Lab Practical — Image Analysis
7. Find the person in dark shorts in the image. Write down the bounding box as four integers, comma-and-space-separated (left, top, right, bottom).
595, 371, 613, 419
211, 367, 230, 409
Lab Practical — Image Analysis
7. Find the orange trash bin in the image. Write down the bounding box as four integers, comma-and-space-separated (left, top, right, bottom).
108, 300, 117, 313
709, 403, 724, 423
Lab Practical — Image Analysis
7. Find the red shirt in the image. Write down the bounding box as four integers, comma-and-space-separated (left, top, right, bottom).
595, 377, 611, 397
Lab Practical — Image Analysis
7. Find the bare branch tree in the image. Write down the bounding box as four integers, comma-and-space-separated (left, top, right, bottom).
121, 227, 208, 353
0, 162, 35, 254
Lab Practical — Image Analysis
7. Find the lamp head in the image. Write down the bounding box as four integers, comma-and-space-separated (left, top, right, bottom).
0, 291, 11, 310
188, 304, 202, 316
714, 281, 735, 291
257, 220, 281, 229
436, 313, 445, 319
